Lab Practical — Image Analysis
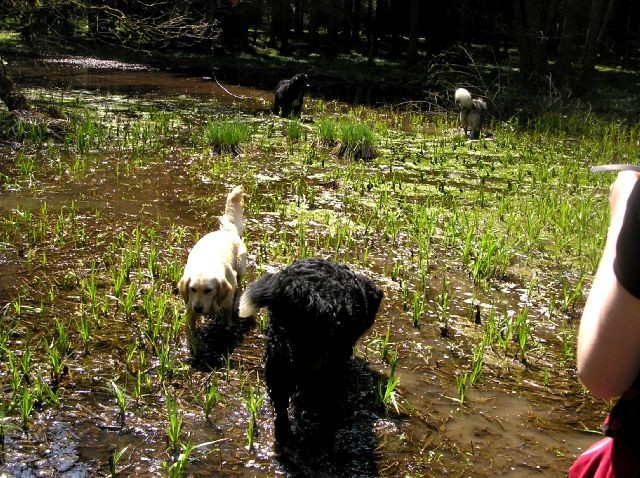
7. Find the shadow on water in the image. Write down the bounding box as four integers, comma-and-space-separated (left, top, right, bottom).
190, 292, 256, 370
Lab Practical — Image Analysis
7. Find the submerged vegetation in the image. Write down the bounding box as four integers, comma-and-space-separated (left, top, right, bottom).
0, 63, 634, 476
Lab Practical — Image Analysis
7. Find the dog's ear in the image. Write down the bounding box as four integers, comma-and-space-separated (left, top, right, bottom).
216, 278, 232, 307
178, 276, 190, 303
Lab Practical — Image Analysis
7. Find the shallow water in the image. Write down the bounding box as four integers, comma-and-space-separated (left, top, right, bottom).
0, 56, 608, 477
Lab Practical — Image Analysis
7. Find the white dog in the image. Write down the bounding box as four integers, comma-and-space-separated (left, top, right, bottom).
455, 87, 487, 140
178, 185, 247, 350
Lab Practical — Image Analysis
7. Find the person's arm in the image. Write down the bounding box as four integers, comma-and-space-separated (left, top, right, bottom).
577, 171, 640, 399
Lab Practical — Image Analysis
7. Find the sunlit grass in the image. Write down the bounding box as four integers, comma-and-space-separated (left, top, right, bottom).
203, 120, 251, 154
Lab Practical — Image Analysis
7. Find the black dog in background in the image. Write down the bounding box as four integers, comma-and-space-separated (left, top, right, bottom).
273, 73, 309, 118
239, 258, 383, 449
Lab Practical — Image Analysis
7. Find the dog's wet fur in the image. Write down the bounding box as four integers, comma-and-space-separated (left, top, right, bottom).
178, 185, 247, 353
273, 73, 309, 118
455, 87, 488, 140
239, 258, 383, 452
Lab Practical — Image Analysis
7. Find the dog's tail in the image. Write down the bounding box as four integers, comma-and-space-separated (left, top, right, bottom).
238, 272, 276, 318
220, 185, 244, 236
455, 88, 474, 111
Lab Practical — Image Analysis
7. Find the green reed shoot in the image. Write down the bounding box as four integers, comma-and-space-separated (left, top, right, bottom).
34, 373, 60, 407
130, 369, 143, 402
54, 318, 71, 357
437, 276, 451, 335
82, 274, 98, 306
47, 341, 65, 387
166, 395, 183, 454
381, 323, 391, 361
456, 373, 468, 404
199, 376, 223, 420
514, 308, 530, 363
8, 351, 22, 397
500, 315, 514, 356
111, 380, 127, 426
122, 282, 138, 319
12, 294, 21, 316
244, 385, 264, 451
76, 312, 91, 353
20, 386, 35, 429
469, 343, 484, 386
157, 339, 173, 383
411, 291, 425, 328
111, 267, 127, 298
108, 445, 130, 478
378, 350, 400, 414
163, 438, 221, 478
20, 339, 33, 383
560, 327, 576, 365
169, 304, 183, 344
560, 276, 584, 314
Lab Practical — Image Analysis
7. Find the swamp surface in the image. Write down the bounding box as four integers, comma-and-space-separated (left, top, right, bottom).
0, 55, 629, 477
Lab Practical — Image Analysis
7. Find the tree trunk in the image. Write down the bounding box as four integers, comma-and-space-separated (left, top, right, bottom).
344, 0, 353, 48
326, 0, 338, 56
279, 0, 290, 53
555, 0, 581, 80
513, 0, 549, 80
582, 0, 613, 82
270, 0, 290, 52
294, 0, 304, 36
407, 0, 419, 64
309, 2, 320, 49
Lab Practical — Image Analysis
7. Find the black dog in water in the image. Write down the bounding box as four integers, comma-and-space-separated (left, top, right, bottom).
273, 73, 309, 118
239, 258, 383, 449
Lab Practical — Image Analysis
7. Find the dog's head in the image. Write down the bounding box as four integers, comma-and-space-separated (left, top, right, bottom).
364, 279, 384, 319
178, 273, 232, 315
291, 73, 310, 91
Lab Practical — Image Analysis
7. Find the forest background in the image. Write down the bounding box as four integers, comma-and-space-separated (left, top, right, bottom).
1, 0, 638, 119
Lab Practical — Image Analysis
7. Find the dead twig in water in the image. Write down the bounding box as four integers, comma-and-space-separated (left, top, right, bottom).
211, 70, 249, 100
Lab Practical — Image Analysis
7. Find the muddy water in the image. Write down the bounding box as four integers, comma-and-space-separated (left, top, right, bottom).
0, 56, 607, 477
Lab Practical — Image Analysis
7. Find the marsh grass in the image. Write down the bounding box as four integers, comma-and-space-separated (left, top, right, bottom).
244, 385, 264, 451
337, 120, 376, 160
316, 118, 338, 145
0, 84, 633, 476
204, 120, 251, 154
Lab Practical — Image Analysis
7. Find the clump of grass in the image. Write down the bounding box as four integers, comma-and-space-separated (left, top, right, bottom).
203, 120, 250, 155
286, 119, 304, 141
316, 118, 338, 145
337, 120, 376, 160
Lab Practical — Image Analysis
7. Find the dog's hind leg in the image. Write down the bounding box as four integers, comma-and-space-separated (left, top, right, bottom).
264, 329, 294, 446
